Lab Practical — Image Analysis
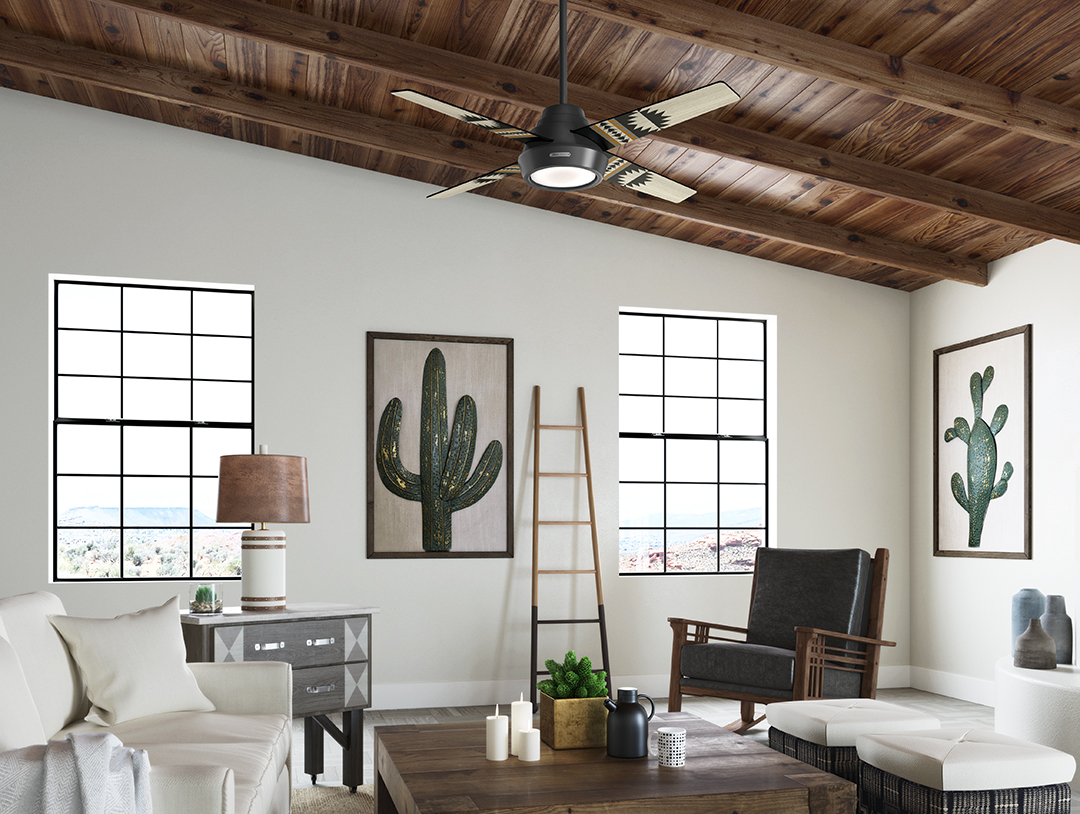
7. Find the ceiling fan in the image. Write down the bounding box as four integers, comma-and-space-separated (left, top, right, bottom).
392, 0, 740, 203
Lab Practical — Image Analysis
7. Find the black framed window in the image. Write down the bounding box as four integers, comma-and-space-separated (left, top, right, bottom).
618, 310, 770, 574
51, 277, 254, 581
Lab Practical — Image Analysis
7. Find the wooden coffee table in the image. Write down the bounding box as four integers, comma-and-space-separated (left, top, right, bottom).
374, 711, 855, 814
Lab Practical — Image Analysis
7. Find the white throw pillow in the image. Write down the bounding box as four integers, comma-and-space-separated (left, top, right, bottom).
0, 627, 48, 749
49, 596, 215, 726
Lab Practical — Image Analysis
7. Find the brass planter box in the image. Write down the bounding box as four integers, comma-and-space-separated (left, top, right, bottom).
538, 693, 607, 749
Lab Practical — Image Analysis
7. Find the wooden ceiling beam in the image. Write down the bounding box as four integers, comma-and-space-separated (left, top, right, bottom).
560, 0, 1080, 150
0, 27, 985, 285
94, 0, 1080, 245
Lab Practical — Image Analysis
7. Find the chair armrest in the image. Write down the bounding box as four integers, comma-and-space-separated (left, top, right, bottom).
668, 617, 749, 640
793, 626, 897, 648
668, 617, 749, 712
149, 763, 234, 814
792, 626, 895, 701
189, 662, 292, 718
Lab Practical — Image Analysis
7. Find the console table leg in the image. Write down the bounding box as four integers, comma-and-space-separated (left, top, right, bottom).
304, 716, 325, 784
342, 709, 364, 792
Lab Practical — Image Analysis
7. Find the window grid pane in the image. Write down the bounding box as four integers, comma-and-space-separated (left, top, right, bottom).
619, 311, 769, 575
53, 280, 254, 582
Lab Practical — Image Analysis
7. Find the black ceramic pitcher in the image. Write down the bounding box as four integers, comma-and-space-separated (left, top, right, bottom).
604, 687, 655, 758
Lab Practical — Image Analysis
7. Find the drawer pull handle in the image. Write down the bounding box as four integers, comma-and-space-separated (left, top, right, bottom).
306, 638, 335, 646
306, 683, 336, 695
255, 642, 285, 651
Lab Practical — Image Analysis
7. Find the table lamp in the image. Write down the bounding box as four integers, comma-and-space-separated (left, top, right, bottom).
217, 444, 309, 611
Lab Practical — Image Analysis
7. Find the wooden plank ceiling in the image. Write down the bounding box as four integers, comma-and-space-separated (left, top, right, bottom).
4, 0, 1080, 290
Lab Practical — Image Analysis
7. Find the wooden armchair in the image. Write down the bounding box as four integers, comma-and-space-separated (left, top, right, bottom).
668, 547, 894, 733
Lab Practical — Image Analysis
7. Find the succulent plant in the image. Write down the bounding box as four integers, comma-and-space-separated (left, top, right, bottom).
195, 585, 215, 603
537, 650, 608, 699
944, 366, 1013, 548
190, 584, 221, 614
376, 348, 503, 552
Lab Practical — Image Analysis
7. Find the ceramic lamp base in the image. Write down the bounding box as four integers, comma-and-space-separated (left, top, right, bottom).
241, 529, 286, 611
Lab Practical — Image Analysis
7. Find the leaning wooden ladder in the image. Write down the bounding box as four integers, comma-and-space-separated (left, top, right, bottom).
530, 385, 612, 707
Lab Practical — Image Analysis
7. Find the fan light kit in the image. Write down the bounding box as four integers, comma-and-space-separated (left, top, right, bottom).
393, 0, 741, 203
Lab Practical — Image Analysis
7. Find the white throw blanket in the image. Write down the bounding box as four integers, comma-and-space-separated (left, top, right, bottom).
0, 732, 152, 814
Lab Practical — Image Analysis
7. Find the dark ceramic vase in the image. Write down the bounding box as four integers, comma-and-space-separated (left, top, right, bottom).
1014, 618, 1057, 669
1012, 588, 1046, 655
1040, 595, 1073, 665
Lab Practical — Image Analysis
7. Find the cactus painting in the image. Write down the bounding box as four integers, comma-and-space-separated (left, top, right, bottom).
943, 366, 1013, 548
376, 347, 503, 552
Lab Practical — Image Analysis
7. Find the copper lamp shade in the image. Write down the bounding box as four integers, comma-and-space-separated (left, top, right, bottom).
217, 449, 309, 611
217, 454, 310, 524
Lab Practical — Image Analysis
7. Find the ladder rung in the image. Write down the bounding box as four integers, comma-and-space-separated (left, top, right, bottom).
538, 569, 596, 574
539, 424, 583, 430
538, 619, 601, 625
538, 520, 593, 525
539, 472, 588, 477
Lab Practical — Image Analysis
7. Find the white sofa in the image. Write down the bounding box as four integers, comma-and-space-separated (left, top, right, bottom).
0, 591, 292, 814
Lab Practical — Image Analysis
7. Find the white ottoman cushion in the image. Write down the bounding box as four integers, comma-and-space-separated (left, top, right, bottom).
856, 728, 1077, 792
766, 698, 940, 747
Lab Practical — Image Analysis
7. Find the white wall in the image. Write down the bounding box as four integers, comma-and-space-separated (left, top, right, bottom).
0, 89, 911, 707
910, 240, 1080, 705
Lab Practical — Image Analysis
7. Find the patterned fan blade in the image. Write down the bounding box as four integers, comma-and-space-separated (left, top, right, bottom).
392, 90, 545, 144
428, 164, 522, 199
577, 81, 740, 149
603, 156, 697, 203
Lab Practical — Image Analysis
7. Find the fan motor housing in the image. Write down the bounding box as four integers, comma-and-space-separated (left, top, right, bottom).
519, 104, 609, 191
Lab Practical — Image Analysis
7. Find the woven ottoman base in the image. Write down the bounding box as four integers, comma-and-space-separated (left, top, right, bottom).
769, 727, 860, 783
858, 761, 1072, 814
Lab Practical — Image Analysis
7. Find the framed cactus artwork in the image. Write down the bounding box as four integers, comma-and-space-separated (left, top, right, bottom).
933, 325, 1031, 558
366, 332, 513, 558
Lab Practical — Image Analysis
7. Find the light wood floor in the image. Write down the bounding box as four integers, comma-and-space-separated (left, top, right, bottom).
291, 688, 1000, 787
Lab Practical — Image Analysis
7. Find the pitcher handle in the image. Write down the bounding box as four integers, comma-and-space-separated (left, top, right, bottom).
639, 693, 655, 720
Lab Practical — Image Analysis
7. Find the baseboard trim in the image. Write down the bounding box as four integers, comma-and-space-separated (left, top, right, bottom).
372, 666, 918, 711
878, 665, 910, 689
908, 666, 996, 706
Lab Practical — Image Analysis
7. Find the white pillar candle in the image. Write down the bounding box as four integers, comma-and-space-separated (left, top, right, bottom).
486, 705, 508, 761
510, 694, 532, 756
519, 727, 540, 762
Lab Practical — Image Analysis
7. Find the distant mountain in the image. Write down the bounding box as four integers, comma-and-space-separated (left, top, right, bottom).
58, 507, 217, 526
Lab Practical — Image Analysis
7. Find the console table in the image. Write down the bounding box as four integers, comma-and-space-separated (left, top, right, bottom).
181, 602, 379, 792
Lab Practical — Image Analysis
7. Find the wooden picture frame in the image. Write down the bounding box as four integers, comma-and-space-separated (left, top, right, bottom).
933, 325, 1031, 558
366, 332, 513, 558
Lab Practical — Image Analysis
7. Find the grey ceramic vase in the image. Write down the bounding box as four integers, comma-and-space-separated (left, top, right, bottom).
1012, 588, 1047, 655
1014, 618, 1057, 669
1040, 595, 1073, 665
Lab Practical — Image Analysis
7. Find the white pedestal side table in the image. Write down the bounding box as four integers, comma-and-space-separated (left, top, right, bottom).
995, 656, 1080, 792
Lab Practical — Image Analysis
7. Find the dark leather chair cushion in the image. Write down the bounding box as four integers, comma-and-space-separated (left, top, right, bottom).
745, 548, 872, 651
680, 641, 863, 699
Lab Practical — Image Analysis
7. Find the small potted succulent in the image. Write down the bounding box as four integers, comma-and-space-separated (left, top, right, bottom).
536, 650, 609, 749
189, 583, 223, 614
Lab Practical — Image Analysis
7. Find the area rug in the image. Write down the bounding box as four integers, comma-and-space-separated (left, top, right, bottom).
291, 784, 374, 814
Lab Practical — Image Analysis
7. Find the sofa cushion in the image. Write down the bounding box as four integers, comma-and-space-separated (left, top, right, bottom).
49, 596, 215, 726
60, 711, 291, 814
0, 626, 47, 750
746, 548, 872, 651
0, 591, 88, 735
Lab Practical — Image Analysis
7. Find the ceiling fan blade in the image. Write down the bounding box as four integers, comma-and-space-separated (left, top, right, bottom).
603, 156, 698, 203
427, 164, 522, 199
577, 81, 740, 149
392, 90, 547, 144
